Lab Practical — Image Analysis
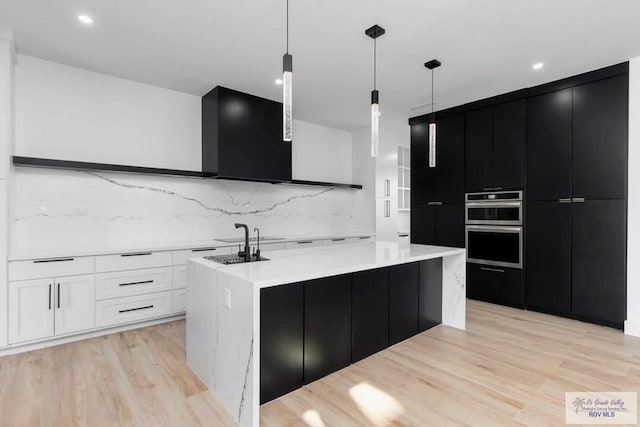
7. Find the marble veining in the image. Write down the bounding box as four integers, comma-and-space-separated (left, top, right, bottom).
12, 167, 368, 254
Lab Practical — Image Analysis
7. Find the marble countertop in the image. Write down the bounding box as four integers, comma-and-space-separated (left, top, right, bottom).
193, 240, 465, 288
8, 232, 376, 261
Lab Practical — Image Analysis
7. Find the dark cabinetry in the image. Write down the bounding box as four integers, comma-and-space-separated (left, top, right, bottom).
465, 100, 525, 192
467, 263, 523, 308
304, 275, 352, 384
526, 89, 573, 201
418, 259, 443, 330
571, 200, 626, 327
352, 268, 389, 362
411, 114, 465, 204
202, 86, 291, 181
525, 201, 572, 315
525, 74, 628, 328
389, 263, 419, 345
260, 283, 303, 404
410, 203, 464, 248
572, 75, 628, 200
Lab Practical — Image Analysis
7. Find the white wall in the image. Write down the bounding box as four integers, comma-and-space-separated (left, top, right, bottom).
15, 55, 202, 170
0, 29, 14, 348
626, 57, 640, 337
9, 55, 366, 256
292, 120, 352, 183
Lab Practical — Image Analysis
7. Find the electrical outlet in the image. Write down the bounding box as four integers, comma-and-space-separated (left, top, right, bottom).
224, 288, 232, 309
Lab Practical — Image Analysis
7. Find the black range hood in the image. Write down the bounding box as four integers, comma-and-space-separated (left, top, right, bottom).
202, 86, 292, 182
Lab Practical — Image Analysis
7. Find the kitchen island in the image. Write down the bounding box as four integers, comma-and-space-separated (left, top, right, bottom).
186, 241, 466, 427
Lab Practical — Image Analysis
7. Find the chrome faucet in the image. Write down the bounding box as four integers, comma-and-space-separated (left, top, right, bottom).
234, 223, 250, 262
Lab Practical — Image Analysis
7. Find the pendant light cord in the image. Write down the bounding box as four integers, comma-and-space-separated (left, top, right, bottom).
431, 68, 435, 122
286, 0, 289, 54
373, 38, 377, 90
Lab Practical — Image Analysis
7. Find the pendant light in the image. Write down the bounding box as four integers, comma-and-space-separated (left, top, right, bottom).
365, 25, 385, 157
282, 0, 293, 141
425, 59, 441, 167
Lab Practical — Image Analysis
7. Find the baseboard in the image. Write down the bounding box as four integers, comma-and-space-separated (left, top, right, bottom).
624, 320, 640, 337
0, 313, 185, 357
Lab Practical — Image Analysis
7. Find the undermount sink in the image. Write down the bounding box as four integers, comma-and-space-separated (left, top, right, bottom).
215, 236, 284, 243
204, 254, 270, 265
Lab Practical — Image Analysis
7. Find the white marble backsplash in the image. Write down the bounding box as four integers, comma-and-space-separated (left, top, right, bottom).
12, 167, 369, 255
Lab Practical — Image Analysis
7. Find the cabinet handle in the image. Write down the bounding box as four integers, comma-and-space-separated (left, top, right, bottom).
119, 305, 154, 314
191, 247, 217, 252
120, 252, 152, 257
435, 201, 443, 206
332, 238, 346, 242
57, 283, 60, 309
384, 179, 391, 197
558, 198, 572, 203
359, 236, 370, 240
34, 258, 74, 264
48, 284, 52, 310
384, 200, 391, 217
297, 241, 313, 244
572, 197, 585, 203
481, 267, 505, 273
119, 280, 154, 287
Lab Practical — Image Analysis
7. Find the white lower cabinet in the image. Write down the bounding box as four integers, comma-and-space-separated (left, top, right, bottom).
172, 289, 187, 314
96, 267, 172, 300
8, 274, 95, 345
95, 291, 172, 328
55, 275, 96, 336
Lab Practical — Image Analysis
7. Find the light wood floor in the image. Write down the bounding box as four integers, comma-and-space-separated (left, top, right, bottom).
1, 301, 639, 426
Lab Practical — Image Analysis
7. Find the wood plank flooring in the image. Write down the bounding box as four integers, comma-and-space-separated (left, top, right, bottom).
1, 300, 639, 426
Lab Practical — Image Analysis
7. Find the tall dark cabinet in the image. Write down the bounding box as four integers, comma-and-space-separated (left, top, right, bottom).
410, 114, 465, 248
352, 268, 389, 362
465, 99, 525, 192
525, 71, 628, 328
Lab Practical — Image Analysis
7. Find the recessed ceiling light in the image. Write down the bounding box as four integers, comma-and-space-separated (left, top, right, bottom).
275, 78, 283, 85
78, 14, 94, 25
532, 62, 544, 70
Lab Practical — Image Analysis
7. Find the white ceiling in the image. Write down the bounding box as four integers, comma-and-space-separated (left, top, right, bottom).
2, 0, 640, 132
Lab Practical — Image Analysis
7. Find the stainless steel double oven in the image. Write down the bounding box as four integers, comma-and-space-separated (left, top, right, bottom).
465, 191, 522, 269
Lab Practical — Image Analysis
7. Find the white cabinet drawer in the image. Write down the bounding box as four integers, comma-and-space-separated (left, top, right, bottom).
95, 251, 171, 273
172, 266, 187, 289
96, 267, 172, 300
172, 247, 229, 265
284, 240, 324, 249
95, 292, 172, 328
9, 257, 95, 281
172, 289, 186, 314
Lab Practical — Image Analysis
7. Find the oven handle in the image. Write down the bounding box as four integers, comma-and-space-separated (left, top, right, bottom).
465, 201, 522, 207
465, 225, 522, 233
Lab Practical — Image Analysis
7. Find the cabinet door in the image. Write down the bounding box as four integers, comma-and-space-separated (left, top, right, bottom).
411, 122, 438, 202
352, 268, 389, 362
493, 99, 525, 190
410, 203, 436, 245
304, 275, 351, 384
572, 200, 626, 327
573, 75, 628, 200
260, 283, 303, 403
54, 274, 96, 336
436, 114, 465, 203
525, 201, 572, 315
389, 263, 419, 345
8, 278, 54, 344
465, 107, 493, 192
418, 259, 442, 331
435, 203, 465, 248
526, 89, 573, 201
467, 264, 523, 308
